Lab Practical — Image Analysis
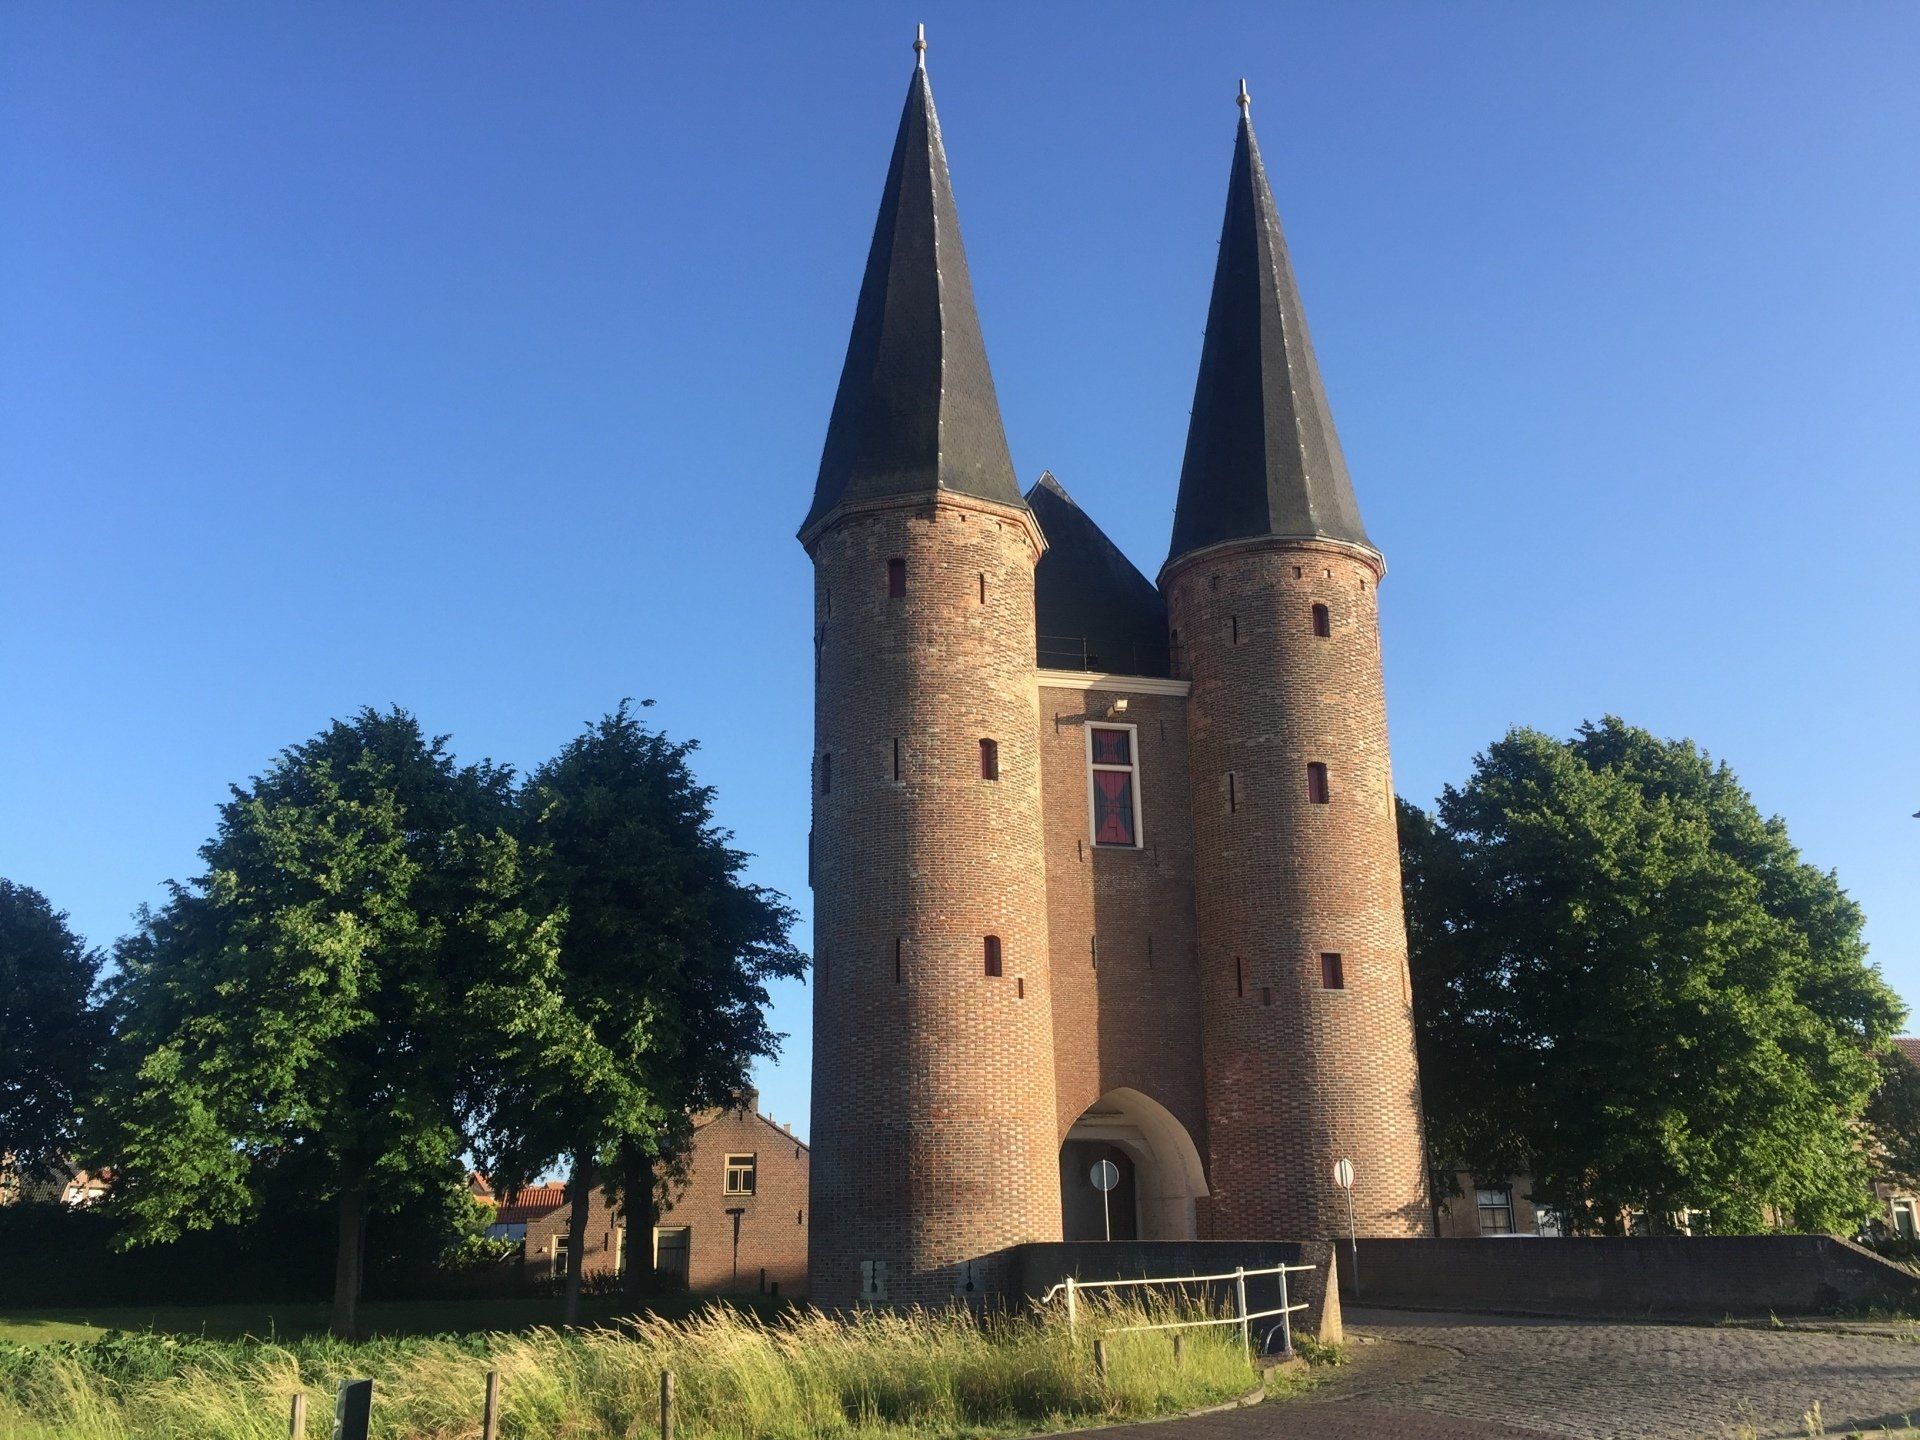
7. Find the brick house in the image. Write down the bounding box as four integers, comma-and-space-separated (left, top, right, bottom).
1872, 1037, 1920, 1239
482, 1096, 810, 1296
801, 43, 1431, 1307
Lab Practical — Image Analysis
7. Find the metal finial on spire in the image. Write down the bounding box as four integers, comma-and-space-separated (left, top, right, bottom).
1237, 78, 1250, 112
914, 23, 927, 69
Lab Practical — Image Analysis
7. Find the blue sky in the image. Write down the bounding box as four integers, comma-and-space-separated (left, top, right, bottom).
4, 5, 1916, 1140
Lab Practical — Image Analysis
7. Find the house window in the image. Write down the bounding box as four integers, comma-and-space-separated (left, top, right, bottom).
1535, 1206, 1565, 1238
552, 1233, 571, 1278
1320, 952, 1345, 990
1312, 603, 1331, 638
887, 558, 906, 598
724, 1154, 757, 1196
653, 1225, 690, 1283
1307, 762, 1330, 804
979, 738, 999, 780
984, 935, 1002, 977
1476, 1185, 1516, 1236
1086, 724, 1142, 848
821, 753, 832, 794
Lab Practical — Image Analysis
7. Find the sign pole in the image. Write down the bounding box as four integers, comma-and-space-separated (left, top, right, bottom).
1333, 1158, 1359, 1300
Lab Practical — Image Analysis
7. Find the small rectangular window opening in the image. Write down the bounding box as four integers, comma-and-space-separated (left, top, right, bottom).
894, 937, 903, 984
978, 573, 987, 604
1227, 772, 1238, 813
1307, 762, 1330, 805
1016, 976, 1025, 999
1230, 615, 1240, 644
984, 935, 1002, 977
1312, 603, 1331, 638
887, 557, 906, 598
1321, 952, 1345, 990
1235, 956, 1245, 999
979, 738, 999, 780
724, 1154, 757, 1195
893, 738, 901, 782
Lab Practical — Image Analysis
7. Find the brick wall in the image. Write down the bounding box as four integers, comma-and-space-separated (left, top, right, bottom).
807, 494, 1063, 1306
661, 1106, 809, 1298
1037, 684, 1207, 1161
1166, 537, 1430, 1242
1344, 1236, 1920, 1316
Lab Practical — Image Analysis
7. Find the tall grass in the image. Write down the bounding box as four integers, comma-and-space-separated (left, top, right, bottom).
0, 1293, 1279, 1440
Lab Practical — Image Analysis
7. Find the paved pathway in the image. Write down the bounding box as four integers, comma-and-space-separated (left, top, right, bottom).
1094, 1308, 1920, 1440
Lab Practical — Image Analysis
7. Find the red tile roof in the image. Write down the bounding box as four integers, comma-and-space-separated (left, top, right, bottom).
1895, 1037, 1920, 1069
492, 1183, 568, 1226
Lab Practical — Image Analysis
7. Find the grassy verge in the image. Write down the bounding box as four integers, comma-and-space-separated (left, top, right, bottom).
0, 1295, 1300, 1440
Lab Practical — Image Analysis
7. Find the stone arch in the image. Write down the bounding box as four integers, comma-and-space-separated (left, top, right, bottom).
1060, 1088, 1209, 1241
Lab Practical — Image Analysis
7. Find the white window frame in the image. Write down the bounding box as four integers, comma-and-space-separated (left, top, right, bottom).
1085, 722, 1145, 850
1475, 1185, 1515, 1235
551, 1232, 571, 1278
724, 1153, 757, 1195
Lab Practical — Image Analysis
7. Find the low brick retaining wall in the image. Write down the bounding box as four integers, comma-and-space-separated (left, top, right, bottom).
1341, 1235, 1920, 1317
1006, 1240, 1342, 1343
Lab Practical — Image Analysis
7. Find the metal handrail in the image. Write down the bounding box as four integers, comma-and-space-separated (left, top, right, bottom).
1039, 1260, 1318, 1360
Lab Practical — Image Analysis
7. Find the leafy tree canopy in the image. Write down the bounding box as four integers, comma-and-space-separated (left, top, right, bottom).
102, 708, 577, 1334
0, 880, 106, 1177
1402, 716, 1903, 1234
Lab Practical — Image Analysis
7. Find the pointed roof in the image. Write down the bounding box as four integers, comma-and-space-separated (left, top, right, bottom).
1165, 91, 1373, 573
801, 51, 1025, 538
1030, 472, 1172, 678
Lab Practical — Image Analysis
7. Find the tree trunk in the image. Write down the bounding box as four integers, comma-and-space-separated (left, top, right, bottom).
562, 1148, 595, 1326
623, 1146, 660, 1301
330, 1155, 370, 1340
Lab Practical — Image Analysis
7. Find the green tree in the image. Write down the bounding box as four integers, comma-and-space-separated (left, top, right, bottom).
477, 702, 804, 1320
1865, 1049, 1920, 1196
103, 709, 572, 1336
1401, 716, 1903, 1234
0, 880, 106, 1181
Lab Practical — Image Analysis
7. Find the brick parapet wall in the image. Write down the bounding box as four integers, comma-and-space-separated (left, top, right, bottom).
1165, 537, 1429, 1241
807, 497, 1063, 1306
1344, 1236, 1920, 1316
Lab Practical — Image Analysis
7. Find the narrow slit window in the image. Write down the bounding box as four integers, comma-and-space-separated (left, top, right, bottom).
1321, 952, 1345, 990
1312, 603, 1331, 638
984, 936, 1002, 977
1016, 976, 1025, 999
1307, 762, 1330, 805
894, 937, 903, 984
821, 753, 832, 795
978, 573, 986, 604
1230, 615, 1239, 644
893, 738, 901, 782
1227, 772, 1238, 813
979, 738, 999, 780
887, 557, 906, 599
1235, 956, 1246, 999
1087, 724, 1142, 848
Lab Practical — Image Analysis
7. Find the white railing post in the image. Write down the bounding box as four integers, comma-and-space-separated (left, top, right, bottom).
1065, 1275, 1078, 1334
1233, 1266, 1249, 1362
1278, 1264, 1294, 1357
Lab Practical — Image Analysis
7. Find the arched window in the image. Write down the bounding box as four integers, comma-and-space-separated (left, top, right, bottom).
1311, 603, 1331, 638
979, 738, 999, 780
984, 936, 1002, 977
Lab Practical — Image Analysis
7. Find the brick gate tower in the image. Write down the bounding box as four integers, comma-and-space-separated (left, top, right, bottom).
1163, 87, 1430, 1240
800, 39, 1062, 1307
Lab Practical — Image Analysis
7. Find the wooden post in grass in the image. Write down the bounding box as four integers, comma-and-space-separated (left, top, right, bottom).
481, 1369, 500, 1440
1093, 1338, 1108, 1381
332, 1378, 373, 1440
659, 1368, 675, 1440
1172, 1333, 1185, 1369
287, 1392, 306, 1438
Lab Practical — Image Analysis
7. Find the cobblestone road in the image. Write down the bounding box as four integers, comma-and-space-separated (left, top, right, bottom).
1091, 1308, 1920, 1440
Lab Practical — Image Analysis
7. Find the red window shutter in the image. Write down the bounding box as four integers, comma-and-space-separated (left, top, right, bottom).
1092, 771, 1135, 846
1090, 728, 1131, 765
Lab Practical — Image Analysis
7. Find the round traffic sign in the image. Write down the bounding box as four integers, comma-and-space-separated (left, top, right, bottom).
1090, 1159, 1120, 1192
1333, 1158, 1354, 1189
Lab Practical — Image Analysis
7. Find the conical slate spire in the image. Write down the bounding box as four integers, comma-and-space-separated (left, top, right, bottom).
1165, 92, 1372, 571
801, 52, 1025, 537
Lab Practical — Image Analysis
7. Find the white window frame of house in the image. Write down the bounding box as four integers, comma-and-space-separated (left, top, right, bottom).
653, 1224, 691, 1281
724, 1153, 757, 1195
551, 1232, 571, 1279
1893, 1199, 1918, 1239
1084, 722, 1144, 850
1475, 1185, 1515, 1235
1534, 1205, 1565, 1238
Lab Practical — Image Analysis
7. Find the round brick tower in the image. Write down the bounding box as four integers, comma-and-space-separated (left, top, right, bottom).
1165, 91, 1430, 1241
800, 47, 1061, 1307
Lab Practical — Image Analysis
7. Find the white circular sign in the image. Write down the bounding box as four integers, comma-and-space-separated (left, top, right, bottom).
1333, 1158, 1354, 1190
1090, 1159, 1121, 1192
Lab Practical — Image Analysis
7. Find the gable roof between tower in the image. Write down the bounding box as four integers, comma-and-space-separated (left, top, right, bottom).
1165, 101, 1374, 573
801, 62, 1026, 538
1030, 473, 1171, 678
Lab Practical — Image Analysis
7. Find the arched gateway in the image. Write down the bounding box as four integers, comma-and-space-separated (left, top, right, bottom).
1059, 1089, 1209, 1242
